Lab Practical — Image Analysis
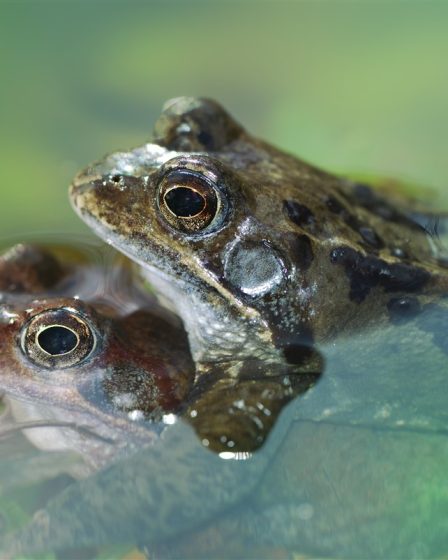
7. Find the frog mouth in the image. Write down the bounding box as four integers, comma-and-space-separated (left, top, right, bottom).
1, 372, 162, 448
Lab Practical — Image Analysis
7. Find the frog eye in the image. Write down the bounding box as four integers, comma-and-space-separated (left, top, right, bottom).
21, 308, 97, 369
157, 169, 220, 234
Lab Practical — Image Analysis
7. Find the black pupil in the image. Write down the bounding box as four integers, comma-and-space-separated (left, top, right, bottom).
165, 187, 206, 217
38, 326, 78, 356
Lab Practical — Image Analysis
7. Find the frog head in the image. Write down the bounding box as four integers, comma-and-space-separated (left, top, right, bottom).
70, 97, 443, 369
0, 244, 195, 471
70, 98, 327, 367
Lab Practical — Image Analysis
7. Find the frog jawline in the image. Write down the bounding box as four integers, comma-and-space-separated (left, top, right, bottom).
5, 392, 156, 477
138, 254, 281, 366
139, 264, 282, 369
75, 211, 280, 367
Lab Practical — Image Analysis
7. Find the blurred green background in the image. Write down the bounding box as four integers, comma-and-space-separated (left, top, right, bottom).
1, 0, 447, 238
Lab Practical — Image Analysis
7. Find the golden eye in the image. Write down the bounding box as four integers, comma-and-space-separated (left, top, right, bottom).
21, 308, 96, 369
157, 170, 219, 233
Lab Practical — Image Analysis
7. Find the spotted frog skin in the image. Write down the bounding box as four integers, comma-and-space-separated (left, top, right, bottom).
70, 97, 448, 375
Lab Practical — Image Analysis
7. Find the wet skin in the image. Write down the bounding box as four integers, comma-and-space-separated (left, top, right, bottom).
70, 97, 448, 375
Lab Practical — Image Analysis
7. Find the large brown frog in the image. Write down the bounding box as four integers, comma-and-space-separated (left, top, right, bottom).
70, 97, 448, 375
0, 242, 195, 475
62, 97, 447, 558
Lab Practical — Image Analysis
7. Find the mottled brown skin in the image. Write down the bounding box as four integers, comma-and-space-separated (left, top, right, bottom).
70, 97, 448, 376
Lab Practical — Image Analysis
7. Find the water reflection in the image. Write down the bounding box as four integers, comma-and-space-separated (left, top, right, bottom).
158, 304, 448, 559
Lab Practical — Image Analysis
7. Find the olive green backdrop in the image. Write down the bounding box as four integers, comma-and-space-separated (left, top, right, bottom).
1, 0, 447, 237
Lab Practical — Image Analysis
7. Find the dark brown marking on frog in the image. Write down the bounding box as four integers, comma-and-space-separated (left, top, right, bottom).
110, 174, 122, 184
358, 226, 384, 250
0, 245, 66, 294
416, 303, 448, 354
387, 296, 422, 324
282, 200, 315, 229
350, 183, 428, 232
196, 130, 214, 150
325, 195, 346, 215
272, 320, 315, 359
289, 234, 314, 271
330, 246, 431, 303
325, 196, 384, 250
282, 343, 315, 365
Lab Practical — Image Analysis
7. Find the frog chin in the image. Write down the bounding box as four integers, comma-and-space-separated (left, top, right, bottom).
139, 264, 280, 369
74, 214, 280, 367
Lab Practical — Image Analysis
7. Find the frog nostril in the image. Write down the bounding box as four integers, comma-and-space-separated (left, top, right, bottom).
37, 326, 79, 356
164, 187, 206, 218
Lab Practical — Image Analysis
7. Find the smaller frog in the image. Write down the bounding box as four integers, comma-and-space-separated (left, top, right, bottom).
0, 243, 195, 474
70, 97, 448, 378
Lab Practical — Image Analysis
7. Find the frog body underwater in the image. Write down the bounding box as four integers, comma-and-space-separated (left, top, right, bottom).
0, 242, 319, 558
70, 97, 448, 373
